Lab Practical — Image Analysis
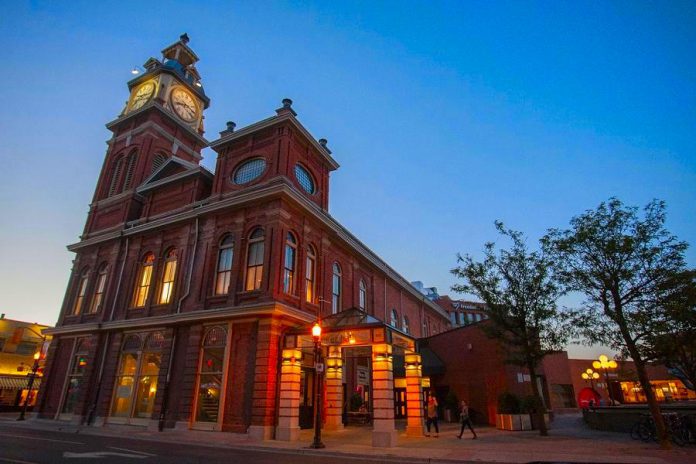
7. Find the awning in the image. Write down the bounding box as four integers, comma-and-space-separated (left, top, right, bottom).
0, 375, 42, 390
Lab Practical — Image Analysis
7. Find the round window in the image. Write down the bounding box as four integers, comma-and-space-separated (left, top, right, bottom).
233, 158, 266, 185
294, 164, 315, 194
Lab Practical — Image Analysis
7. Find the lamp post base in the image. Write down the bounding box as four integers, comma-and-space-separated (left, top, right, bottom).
309, 440, 325, 449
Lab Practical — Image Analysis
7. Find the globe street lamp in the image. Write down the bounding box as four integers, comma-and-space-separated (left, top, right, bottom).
18, 351, 42, 421
593, 355, 618, 406
310, 321, 325, 449
582, 368, 600, 391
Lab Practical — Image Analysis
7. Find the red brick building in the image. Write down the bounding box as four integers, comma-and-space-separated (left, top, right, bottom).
37, 36, 449, 445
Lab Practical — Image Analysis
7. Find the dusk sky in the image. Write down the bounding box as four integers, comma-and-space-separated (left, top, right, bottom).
1, 1, 695, 359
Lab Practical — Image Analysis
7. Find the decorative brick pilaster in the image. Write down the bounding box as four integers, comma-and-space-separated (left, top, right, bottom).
249, 319, 282, 440
324, 345, 343, 430
404, 353, 424, 437
275, 348, 301, 441
371, 343, 397, 447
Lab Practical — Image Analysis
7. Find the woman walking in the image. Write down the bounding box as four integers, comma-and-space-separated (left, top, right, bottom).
457, 400, 477, 439
425, 395, 439, 437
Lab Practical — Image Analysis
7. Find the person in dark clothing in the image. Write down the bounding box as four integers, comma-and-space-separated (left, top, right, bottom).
457, 400, 477, 439
425, 395, 439, 437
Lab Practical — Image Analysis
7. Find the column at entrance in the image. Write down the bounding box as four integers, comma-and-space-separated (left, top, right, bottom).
404, 353, 424, 437
371, 343, 397, 447
324, 346, 343, 430
276, 348, 302, 441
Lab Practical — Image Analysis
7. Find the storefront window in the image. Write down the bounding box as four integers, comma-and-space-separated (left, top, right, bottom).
195, 326, 227, 423
62, 339, 89, 414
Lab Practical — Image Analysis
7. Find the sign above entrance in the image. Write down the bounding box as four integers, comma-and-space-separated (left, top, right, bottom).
322, 329, 371, 346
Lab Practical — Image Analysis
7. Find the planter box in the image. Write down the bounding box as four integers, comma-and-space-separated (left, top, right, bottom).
496, 414, 532, 431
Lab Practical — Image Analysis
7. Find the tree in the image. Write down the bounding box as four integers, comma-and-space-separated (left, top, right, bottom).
646, 270, 696, 392
452, 222, 567, 436
542, 198, 689, 450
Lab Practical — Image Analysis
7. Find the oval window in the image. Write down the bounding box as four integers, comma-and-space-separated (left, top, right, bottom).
233, 158, 266, 185
294, 164, 315, 194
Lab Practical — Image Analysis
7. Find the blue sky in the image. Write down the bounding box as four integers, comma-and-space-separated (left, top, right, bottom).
1, 1, 695, 358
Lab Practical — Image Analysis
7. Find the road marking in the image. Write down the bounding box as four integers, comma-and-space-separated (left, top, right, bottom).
0, 433, 84, 445
63, 451, 148, 459
0, 459, 39, 464
108, 447, 156, 457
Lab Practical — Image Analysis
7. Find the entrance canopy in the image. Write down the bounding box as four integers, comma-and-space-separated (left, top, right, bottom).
285, 308, 417, 354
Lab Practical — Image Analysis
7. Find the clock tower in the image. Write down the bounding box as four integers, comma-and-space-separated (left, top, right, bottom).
84, 34, 210, 237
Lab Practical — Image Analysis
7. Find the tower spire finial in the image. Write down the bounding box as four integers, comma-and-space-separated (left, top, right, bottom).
180, 33, 190, 44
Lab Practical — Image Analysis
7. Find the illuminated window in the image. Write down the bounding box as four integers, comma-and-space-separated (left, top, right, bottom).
305, 245, 316, 303
283, 233, 297, 294
72, 269, 90, 315
133, 253, 155, 308
89, 264, 108, 314
245, 228, 265, 291
157, 249, 177, 305
111, 332, 164, 420
195, 326, 228, 423
403, 315, 410, 334
332, 263, 341, 314
233, 158, 266, 185
359, 279, 367, 311
390, 309, 398, 327
214, 235, 234, 295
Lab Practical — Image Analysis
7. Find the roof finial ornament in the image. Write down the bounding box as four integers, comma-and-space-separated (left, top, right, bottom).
282, 98, 293, 109
226, 121, 236, 132
180, 33, 190, 44
319, 138, 328, 147
276, 98, 297, 116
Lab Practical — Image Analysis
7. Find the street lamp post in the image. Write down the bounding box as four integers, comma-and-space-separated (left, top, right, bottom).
310, 321, 325, 449
581, 368, 600, 391
17, 351, 41, 421
593, 355, 618, 406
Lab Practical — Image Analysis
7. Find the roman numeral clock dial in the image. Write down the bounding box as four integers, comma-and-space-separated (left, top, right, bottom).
170, 88, 199, 122
129, 81, 155, 111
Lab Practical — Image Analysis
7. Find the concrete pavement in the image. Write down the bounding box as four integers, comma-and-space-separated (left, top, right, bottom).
2, 413, 695, 463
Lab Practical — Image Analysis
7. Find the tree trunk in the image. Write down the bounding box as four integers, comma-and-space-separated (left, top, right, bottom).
634, 357, 670, 449
528, 364, 548, 436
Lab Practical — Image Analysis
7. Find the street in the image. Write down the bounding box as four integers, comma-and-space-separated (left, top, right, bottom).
0, 423, 398, 464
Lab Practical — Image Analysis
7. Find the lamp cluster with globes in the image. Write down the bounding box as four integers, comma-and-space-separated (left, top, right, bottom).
592, 355, 618, 406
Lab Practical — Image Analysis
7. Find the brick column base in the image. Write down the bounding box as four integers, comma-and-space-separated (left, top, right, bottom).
275, 348, 302, 441
324, 346, 343, 431
371, 343, 397, 447
405, 353, 424, 437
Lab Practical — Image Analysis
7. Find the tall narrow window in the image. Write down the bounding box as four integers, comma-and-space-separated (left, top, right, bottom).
245, 228, 265, 291
390, 309, 398, 327
89, 264, 108, 314
305, 245, 316, 303
331, 263, 341, 314
133, 253, 155, 308
403, 315, 410, 334
72, 269, 90, 315
157, 249, 177, 305
359, 279, 367, 311
214, 235, 234, 295
283, 233, 297, 294
122, 152, 137, 191
111, 335, 142, 418
62, 339, 90, 415
108, 157, 124, 197
195, 326, 227, 423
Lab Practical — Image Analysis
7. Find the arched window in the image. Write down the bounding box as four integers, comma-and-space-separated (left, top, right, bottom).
72, 268, 90, 315
305, 245, 316, 303
331, 263, 341, 314
108, 157, 124, 197
133, 253, 155, 308
403, 315, 410, 334
111, 332, 164, 420
390, 309, 398, 327
283, 233, 297, 294
195, 326, 228, 423
151, 153, 167, 174
157, 248, 178, 305
359, 280, 367, 311
89, 264, 108, 314
214, 235, 234, 295
245, 228, 265, 291
122, 151, 137, 191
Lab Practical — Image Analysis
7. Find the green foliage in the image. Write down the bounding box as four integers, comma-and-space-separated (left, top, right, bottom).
349, 393, 363, 412
444, 390, 459, 411
497, 392, 521, 414
520, 395, 544, 414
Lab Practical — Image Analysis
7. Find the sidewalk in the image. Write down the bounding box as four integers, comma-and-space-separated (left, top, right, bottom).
2, 413, 695, 463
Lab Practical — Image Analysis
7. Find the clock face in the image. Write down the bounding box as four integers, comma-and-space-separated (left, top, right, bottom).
130, 82, 155, 111
170, 88, 198, 122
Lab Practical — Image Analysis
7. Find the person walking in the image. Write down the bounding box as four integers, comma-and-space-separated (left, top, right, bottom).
457, 400, 477, 439
425, 395, 439, 437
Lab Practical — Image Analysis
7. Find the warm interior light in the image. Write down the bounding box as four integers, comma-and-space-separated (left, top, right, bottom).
312, 322, 321, 338
33, 352, 41, 361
